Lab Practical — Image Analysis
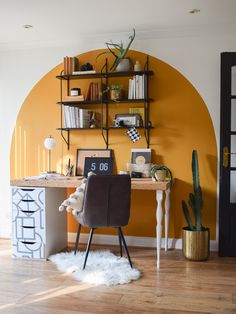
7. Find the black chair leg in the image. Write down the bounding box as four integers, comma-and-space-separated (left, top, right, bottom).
117, 228, 123, 257
118, 227, 133, 268
74, 223, 81, 255
83, 228, 94, 270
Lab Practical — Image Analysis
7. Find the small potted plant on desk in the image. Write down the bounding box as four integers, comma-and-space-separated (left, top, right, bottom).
182, 150, 210, 261
150, 164, 173, 185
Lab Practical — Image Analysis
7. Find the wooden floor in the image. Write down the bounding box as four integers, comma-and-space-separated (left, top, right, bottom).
1, 239, 236, 314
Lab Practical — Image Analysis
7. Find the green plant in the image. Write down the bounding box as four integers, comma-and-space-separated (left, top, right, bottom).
150, 164, 173, 185
110, 84, 123, 100
110, 84, 122, 91
97, 29, 135, 71
182, 150, 204, 231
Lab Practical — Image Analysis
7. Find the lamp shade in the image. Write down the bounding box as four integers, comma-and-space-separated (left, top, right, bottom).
44, 136, 56, 150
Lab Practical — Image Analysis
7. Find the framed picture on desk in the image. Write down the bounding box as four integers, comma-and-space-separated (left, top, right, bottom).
75, 149, 112, 176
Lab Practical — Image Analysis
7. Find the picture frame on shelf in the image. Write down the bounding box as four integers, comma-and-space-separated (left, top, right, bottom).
75, 149, 112, 176
114, 113, 142, 127
131, 148, 152, 165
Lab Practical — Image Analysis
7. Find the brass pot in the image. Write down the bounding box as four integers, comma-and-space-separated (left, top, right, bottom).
182, 227, 210, 261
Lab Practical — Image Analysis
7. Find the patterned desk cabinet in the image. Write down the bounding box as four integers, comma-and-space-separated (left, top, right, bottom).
12, 187, 67, 259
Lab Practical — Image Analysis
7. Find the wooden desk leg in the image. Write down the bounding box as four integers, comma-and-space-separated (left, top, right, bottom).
156, 190, 163, 269
164, 187, 171, 251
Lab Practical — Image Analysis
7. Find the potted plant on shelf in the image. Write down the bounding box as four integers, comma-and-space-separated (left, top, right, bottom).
182, 150, 210, 261
97, 29, 135, 72
110, 84, 123, 100
150, 164, 173, 185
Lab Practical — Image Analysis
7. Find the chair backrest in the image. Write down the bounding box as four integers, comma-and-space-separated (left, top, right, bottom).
80, 175, 131, 228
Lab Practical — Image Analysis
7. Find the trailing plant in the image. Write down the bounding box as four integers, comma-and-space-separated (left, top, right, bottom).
97, 29, 135, 71
150, 164, 173, 185
182, 150, 204, 231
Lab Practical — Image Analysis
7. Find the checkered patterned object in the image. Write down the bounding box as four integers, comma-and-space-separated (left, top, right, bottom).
127, 127, 141, 143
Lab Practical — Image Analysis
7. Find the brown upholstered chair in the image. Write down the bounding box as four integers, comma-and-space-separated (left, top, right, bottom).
74, 175, 132, 269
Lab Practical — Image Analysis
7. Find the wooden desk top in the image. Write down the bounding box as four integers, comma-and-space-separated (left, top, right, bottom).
11, 177, 170, 191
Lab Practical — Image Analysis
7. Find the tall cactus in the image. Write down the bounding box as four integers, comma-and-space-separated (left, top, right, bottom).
182, 150, 204, 231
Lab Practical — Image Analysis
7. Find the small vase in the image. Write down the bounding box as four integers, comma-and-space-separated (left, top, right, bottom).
116, 58, 131, 72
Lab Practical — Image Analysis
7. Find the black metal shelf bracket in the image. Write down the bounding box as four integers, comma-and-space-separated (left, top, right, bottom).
61, 129, 70, 150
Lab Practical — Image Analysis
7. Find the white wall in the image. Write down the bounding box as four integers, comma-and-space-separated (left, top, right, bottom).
1, 31, 236, 238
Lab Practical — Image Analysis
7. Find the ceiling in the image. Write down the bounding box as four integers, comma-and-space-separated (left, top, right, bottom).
1, 0, 236, 49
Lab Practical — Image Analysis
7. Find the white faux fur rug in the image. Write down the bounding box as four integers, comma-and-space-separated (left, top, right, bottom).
49, 250, 141, 286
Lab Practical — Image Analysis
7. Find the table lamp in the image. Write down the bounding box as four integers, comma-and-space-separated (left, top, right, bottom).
44, 136, 56, 173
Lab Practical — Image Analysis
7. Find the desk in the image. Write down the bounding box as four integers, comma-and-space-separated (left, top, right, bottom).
11, 177, 170, 268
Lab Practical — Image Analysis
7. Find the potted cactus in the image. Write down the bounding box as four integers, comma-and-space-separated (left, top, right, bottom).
182, 150, 210, 261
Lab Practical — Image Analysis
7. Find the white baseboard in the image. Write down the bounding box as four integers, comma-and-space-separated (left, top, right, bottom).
68, 233, 218, 252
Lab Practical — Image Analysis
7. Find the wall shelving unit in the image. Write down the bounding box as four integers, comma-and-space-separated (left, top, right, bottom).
56, 56, 154, 150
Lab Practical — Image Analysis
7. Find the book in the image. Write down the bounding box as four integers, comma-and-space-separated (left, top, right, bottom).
63, 56, 79, 75
85, 82, 100, 101
127, 75, 145, 100
63, 106, 70, 128
131, 148, 152, 165
79, 109, 91, 128
64, 56, 68, 75
72, 70, 96, 75
63, 95, 84, 102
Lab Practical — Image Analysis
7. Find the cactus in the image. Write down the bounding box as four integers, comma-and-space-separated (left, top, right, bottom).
182, 150, 204, 231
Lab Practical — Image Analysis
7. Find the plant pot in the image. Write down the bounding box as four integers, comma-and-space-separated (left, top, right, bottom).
116, 58, 131, 72
182, 227, 210, 261
110, 89, 122, 100
154, 169, 166, 181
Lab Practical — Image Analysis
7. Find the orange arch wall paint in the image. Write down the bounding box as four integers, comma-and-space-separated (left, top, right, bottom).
10, 50, 217, 240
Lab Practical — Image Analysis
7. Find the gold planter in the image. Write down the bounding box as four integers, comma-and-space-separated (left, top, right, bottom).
182, 227, 210, 261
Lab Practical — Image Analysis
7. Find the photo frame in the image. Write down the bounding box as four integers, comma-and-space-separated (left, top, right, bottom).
75, 149, 112, 176
114, 113, 142, 127
131, 148, 152, 164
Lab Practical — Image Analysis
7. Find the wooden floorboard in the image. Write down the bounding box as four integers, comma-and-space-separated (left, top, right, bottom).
0, 239, 236, 314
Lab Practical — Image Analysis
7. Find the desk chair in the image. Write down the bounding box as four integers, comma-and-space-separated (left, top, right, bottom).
74, 175, 132, 270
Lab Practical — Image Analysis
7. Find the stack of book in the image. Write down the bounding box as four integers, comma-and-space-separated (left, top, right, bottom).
64, 57, 79, 75
63, 106, 91, 128
86, 82, 103, 101
128, 75, 146, 100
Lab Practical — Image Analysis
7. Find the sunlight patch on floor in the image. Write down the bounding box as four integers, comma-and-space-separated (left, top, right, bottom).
23, 277, 41, 284
0, 303, 15, 310
21, 284, 94, 305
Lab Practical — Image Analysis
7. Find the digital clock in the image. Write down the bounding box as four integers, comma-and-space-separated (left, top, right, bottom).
84, 157, 113, 177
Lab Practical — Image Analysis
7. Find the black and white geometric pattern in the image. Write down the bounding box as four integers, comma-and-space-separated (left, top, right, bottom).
127, 127, 141, 143
12, 187, 45, 259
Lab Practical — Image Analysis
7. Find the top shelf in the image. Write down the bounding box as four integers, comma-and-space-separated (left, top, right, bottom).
56, 70, 154, 80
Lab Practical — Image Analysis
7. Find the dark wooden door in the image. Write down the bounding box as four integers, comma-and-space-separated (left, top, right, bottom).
219, 52, 236, 256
